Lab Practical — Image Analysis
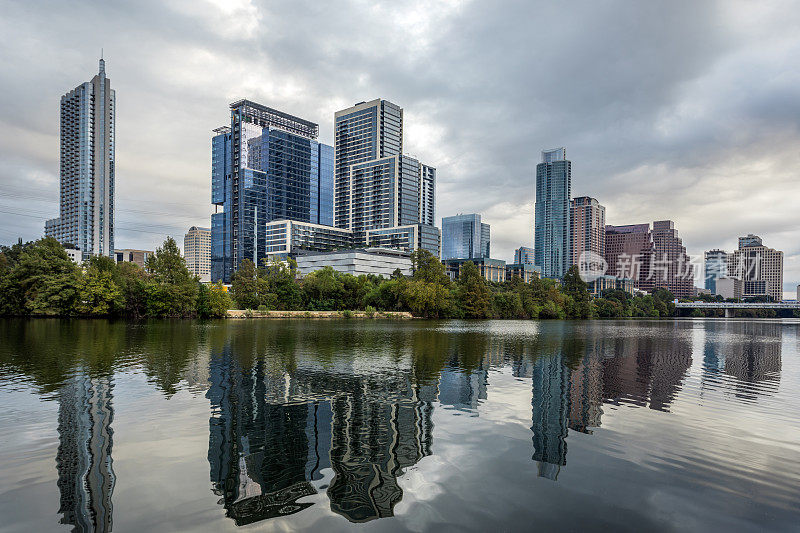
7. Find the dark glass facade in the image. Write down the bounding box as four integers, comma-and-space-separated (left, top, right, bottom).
211, 101, 333, 282
535, 149, 571, 278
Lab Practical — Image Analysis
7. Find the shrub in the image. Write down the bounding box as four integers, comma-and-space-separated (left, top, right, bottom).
365, 305, 376, 318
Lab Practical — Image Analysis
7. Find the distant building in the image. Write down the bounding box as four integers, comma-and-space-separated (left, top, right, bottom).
570, 196, 605, 267
45, 58, 115, 260
514, 246, 535, 265
184, 226, 211, 282
64, 246, 81, 264
651, 220, 694, 299
728, 234, 783, 302
211, 100, 333, 283
441, 214, 489, 260
295, 248, 412, 277
114, 249, 153, 268
535, 148, 571, 278
506, 263, 541, 283
443, 257, 506, 283
604, 224, 655, 292
704, 249, 728, 295
587, 275, 634, 296
716, 277, 742, 300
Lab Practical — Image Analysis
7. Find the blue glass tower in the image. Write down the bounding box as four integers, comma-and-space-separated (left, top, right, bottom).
211, 101, 334, 283
441, 214, 489, 260
535, 148, 571, 278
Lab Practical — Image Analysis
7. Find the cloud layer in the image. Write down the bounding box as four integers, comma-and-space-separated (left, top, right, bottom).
0, 0, 798, 295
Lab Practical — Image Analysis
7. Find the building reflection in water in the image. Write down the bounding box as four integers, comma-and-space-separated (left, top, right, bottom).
701, 322, 782, 399
200, 319, 785, 523
206, 349, 435, 525
56, 372, 115, 532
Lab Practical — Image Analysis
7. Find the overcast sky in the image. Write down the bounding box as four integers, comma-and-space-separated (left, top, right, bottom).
0, 0, 798, 296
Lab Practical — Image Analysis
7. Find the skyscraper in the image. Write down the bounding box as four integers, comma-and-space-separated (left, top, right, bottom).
45, 58, 115, 260
535, 148, 571, 278
651, 220, 694, 299
514, 246, 535, 265
704, 249, 728, 294
728, 234, 783, 302
184, 226, 211, 282
333, 99, 438, 246
441, 214, 490, 260
211, 100, 334, 283
604, 224, 655, 291
570, 196, 605, 266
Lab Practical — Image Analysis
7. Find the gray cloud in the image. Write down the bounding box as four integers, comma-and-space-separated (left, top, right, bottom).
0, 0, 798, 295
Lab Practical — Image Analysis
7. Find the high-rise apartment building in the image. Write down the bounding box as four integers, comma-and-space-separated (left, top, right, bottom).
185, 226, 211, 282
651, 220, 694, 299
45, 58, 115, 260
515, 246, 535, 265
333, 99, 438, 246
535, 148, 571, 278
441, 214, 490, 260
728, 234, 783, 302
211, 100, 333, 282
704, 249, 728, 294
570, 196, 605, 266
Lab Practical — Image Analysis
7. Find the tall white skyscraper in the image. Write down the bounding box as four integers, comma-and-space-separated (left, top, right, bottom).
46, 58, 115, 260
184, 226, 211, 282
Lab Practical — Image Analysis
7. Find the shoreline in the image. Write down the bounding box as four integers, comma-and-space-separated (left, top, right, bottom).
226, 309, 415, 319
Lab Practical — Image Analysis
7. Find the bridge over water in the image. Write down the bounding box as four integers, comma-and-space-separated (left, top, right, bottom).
675, 301, 800, 318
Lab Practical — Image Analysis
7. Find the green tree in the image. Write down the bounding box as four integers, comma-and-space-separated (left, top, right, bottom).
231, 259, 259, 309
262, 258, 303, 310
76, 256, 121, 316
10, 237, 81, 316
113, 262, 148, 317
403, 279, 453, 318
561, 265, 591, 319
144, 237, 198, 317
457, 261, 492, 318
411, 249, 450, 285
302, 266, 345, 310
197, 281, 232, 318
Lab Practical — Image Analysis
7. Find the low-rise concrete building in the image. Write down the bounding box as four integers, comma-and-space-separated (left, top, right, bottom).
715, 277, 742, 300
295, 248, 412, 278
64, 246, 81, 264
114, 249, 153, 268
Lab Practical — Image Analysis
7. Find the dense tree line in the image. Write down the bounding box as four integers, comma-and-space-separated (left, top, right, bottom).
0, 237, 231, 318
230, 249, 679, 319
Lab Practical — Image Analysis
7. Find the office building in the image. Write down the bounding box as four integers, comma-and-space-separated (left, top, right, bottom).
514, 246, 535, 265
211, 100, 334, 282
604, 224, 655, 291
114, 248, 153, 268
443, 257, 506, 283
651, 220, 694, 299
333, 99, 438, 245
366, 224, 441, 258
295, 248, 412, 277
262, 219, 353, 259
704, 249, 728, 295
45, 58, 115, 260
535, 148, 571, 278
441, 214, 490, 260
506, 263, 541, 283
727, 234, 783, 302
716, 277, 742, 300
570, 196, 605, 266
184, 226, 211, 282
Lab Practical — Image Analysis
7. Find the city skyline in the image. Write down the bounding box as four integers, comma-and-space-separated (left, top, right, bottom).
0, 1, 798, 296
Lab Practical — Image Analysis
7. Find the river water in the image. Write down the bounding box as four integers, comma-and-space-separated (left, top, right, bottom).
0, 319, 798, 532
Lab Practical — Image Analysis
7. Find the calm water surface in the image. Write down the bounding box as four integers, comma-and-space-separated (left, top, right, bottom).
0, 319, 798, 532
